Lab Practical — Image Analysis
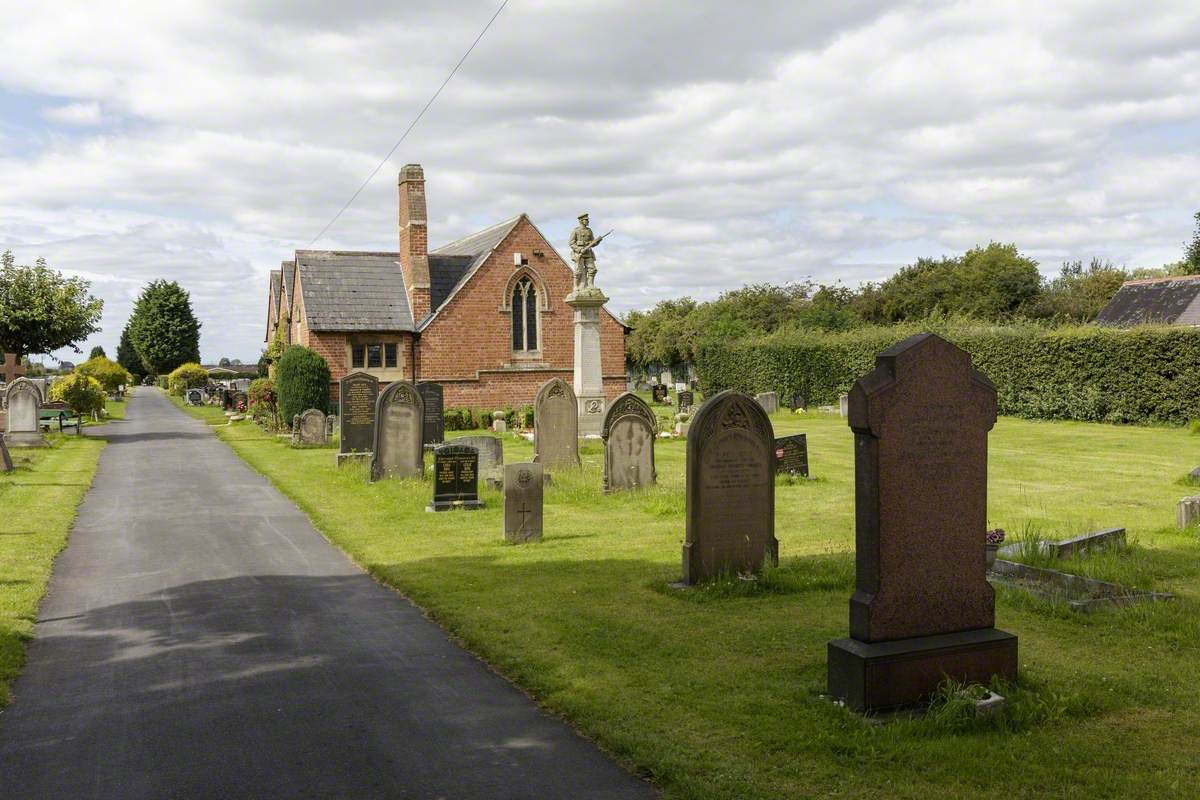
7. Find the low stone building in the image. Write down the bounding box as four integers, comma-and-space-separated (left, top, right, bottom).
266, 165, 627, 408
1096, 274, 1200, 327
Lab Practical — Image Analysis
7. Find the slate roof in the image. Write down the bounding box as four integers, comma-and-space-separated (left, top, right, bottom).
266, 269, 281, 341
421, 216, 522, 328
295, 251, 415, 331
1095, 275, 1200, 328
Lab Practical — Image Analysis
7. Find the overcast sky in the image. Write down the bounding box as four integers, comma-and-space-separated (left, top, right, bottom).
3, 1, 1200, 364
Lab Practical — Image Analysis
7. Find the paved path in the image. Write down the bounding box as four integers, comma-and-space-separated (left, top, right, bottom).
0, 390, 656, 799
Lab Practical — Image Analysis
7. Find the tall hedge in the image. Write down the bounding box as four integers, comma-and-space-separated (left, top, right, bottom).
695, 323, 1200, 425
276, 346, 330, 423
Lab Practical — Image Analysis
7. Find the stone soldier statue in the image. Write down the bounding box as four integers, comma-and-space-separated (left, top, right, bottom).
568, 213, 611, 290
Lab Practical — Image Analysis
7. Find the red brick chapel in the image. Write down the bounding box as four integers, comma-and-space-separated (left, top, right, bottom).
265, 165, 627, 407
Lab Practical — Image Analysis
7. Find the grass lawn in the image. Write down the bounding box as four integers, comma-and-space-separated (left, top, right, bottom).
0, 435, 104, 707
173, 393, 1200, 799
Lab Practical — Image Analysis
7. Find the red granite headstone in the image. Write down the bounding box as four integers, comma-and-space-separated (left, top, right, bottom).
828, 333, 1017, 712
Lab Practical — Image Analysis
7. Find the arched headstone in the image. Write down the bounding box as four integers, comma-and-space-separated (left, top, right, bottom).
4, 377, 46, 447
602, 392, 656, 492
371, 380, 424, 481
534, 378, 579, 470
297, 408, 327, 445
682, 390, 776, 583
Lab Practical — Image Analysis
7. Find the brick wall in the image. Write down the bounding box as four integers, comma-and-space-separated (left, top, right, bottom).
1, 353, 26, 385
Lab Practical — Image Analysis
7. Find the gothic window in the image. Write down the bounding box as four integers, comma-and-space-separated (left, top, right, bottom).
512, 277, 538, 353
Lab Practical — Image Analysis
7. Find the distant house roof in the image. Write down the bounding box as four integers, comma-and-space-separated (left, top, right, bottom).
205, 364, 258, 376
1095, 275, 1200, 328
295, 250, 415, 331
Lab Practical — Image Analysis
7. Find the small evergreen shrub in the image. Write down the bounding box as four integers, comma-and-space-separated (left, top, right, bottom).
49, 373, 106, 417
275, 346, 330, 423
167, 362, 208, 396
77, 356, 132, 395
479, 410, 494, 429
519, 405, 534, 428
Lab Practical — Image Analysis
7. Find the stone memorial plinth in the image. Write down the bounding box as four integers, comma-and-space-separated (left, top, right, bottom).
827, 333, 1017, 713
534, 378, 580, 470
295, 408, 327, 446
755, 392, 779, 414
774, 434, 809, 477
682, 390, 777, 583
602, 392, 657, 493
417, 381, 445, 445
504, 462, 543, 543
456, 435, 504, 489
371, 380, 424, 481
4, 377, 46, 447
428, 444, 484, 512
564, 287, 608, 436
338, 372, 379, 466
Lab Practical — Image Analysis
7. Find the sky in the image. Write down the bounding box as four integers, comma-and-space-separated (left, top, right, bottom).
2, 1, 1200, 364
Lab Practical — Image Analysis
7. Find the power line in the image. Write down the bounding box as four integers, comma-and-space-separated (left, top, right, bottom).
307, 0, 509, 247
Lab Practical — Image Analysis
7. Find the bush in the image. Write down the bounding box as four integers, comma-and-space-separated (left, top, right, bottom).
77, 356, 132, 395
519, 405, 534, 428
275, 346, 330, 422
695, 323, 1200, 426
479, 410, 494, 429
48, 373, 106, 417
167, 362, 208, 396
248, 377, 279, 430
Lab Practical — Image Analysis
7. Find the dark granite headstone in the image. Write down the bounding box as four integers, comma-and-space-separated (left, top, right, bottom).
428, 444, 483, 511
827, 333, 1017, 713
773, 434, 809, 477
534, 378, 579, 470
677, 390, 694, 413
0, 436, 12, 473
652, 384, 668, 404
221, 389, 234, 411
186, 389, 203, 406
682, 390, 777, 583
504, 462, 543, 543
339, 372, 379, 460
602, 392, 657, 492
370, 380, 423, 481
417, 381, 444, 445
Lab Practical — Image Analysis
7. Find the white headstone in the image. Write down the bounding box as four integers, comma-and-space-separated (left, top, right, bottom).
4, 377, 46, 447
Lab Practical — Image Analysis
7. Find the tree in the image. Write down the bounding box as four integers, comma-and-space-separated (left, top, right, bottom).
116, 323, 143, 379
0, 250, 104, 359
218, 357, 232, 367
1026, 258, 1127, 322
128, 280, 201, 375
89, 345, 106, 359
78, 356, 133, 394
1185, 211, 1200, 272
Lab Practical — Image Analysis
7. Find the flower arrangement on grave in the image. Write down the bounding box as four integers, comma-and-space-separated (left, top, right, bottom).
985, 528, 1006, 545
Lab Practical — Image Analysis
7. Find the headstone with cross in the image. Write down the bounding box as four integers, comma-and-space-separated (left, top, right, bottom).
504, 462, 543, 543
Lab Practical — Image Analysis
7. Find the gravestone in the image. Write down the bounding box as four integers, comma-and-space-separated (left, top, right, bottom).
417, 381, 444, 445
1178, 496, 1200, 528
0, 436, 12, 473
326, 414, 337, 440
677, 390, 694, 413
652, 384, 668, 404
427, 444, 484, 511
682, 390, 777, 583
827, 333, 1017, 713
504, 462, 544, 543
839, 393, 849, 417
456, 435, 504, 489
186, 389, 203, 406
4, 377, 46, 447
370, 380, 424, 481
789, 393, 807, 411
534, 378, 579, 470
602, 392, 657, 492
774, 434, 809, 477
296, 408, 327, 445
338, 372, 379, 466
755, 392, 779, 414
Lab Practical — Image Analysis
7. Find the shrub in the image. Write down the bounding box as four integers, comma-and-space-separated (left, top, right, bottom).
275, 346, 330, 422
248, 377, 279, 430
479, 410, 494, 429
167, 362, 208, 396
49, 373, 106, 417
519, 405, 534, 428
695, 322, 1200, 426
77, 356, 132, 395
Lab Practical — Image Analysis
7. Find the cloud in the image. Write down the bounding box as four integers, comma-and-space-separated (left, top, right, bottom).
0, 0, 1199, 362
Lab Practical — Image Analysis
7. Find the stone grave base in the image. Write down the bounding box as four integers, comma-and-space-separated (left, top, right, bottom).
827, 627, 1017, 713
5, 431, 49, 448
989, 559, 1174, 612
336, 452, 371, 467
426, 499, 485, 513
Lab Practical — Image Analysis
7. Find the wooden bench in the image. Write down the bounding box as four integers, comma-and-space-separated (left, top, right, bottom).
39, 404, 83, 435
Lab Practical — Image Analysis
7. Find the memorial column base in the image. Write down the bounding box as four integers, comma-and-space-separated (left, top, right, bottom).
565, 287, 609, 437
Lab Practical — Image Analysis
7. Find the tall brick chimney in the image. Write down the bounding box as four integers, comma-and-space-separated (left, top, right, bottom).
398, 164, 431, 321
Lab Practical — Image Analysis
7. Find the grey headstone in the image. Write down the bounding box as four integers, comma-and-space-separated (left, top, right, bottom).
339, 372, 379, 456
504, 462, 543, 543
534, 378, 579, 470
602, 392, 656, 492
417, 381, 444, 445
297, 408, 327, 445
754, 392, 779, 414
4, 377, 46, 447
371, 380, 424, 481
682, 390, 777, 584
0, 436, 12, 472
1191, 466, 1200, 481
839, 393, 849, 417
1178, 496, 1200, 529
326, 414, 338, 439
455, 435, 504, 488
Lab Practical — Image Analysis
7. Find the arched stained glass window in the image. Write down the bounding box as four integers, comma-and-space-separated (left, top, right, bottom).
511, 277, 538, 352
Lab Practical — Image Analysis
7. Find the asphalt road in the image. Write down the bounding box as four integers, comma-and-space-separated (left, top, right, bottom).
0, 389, 656, 799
